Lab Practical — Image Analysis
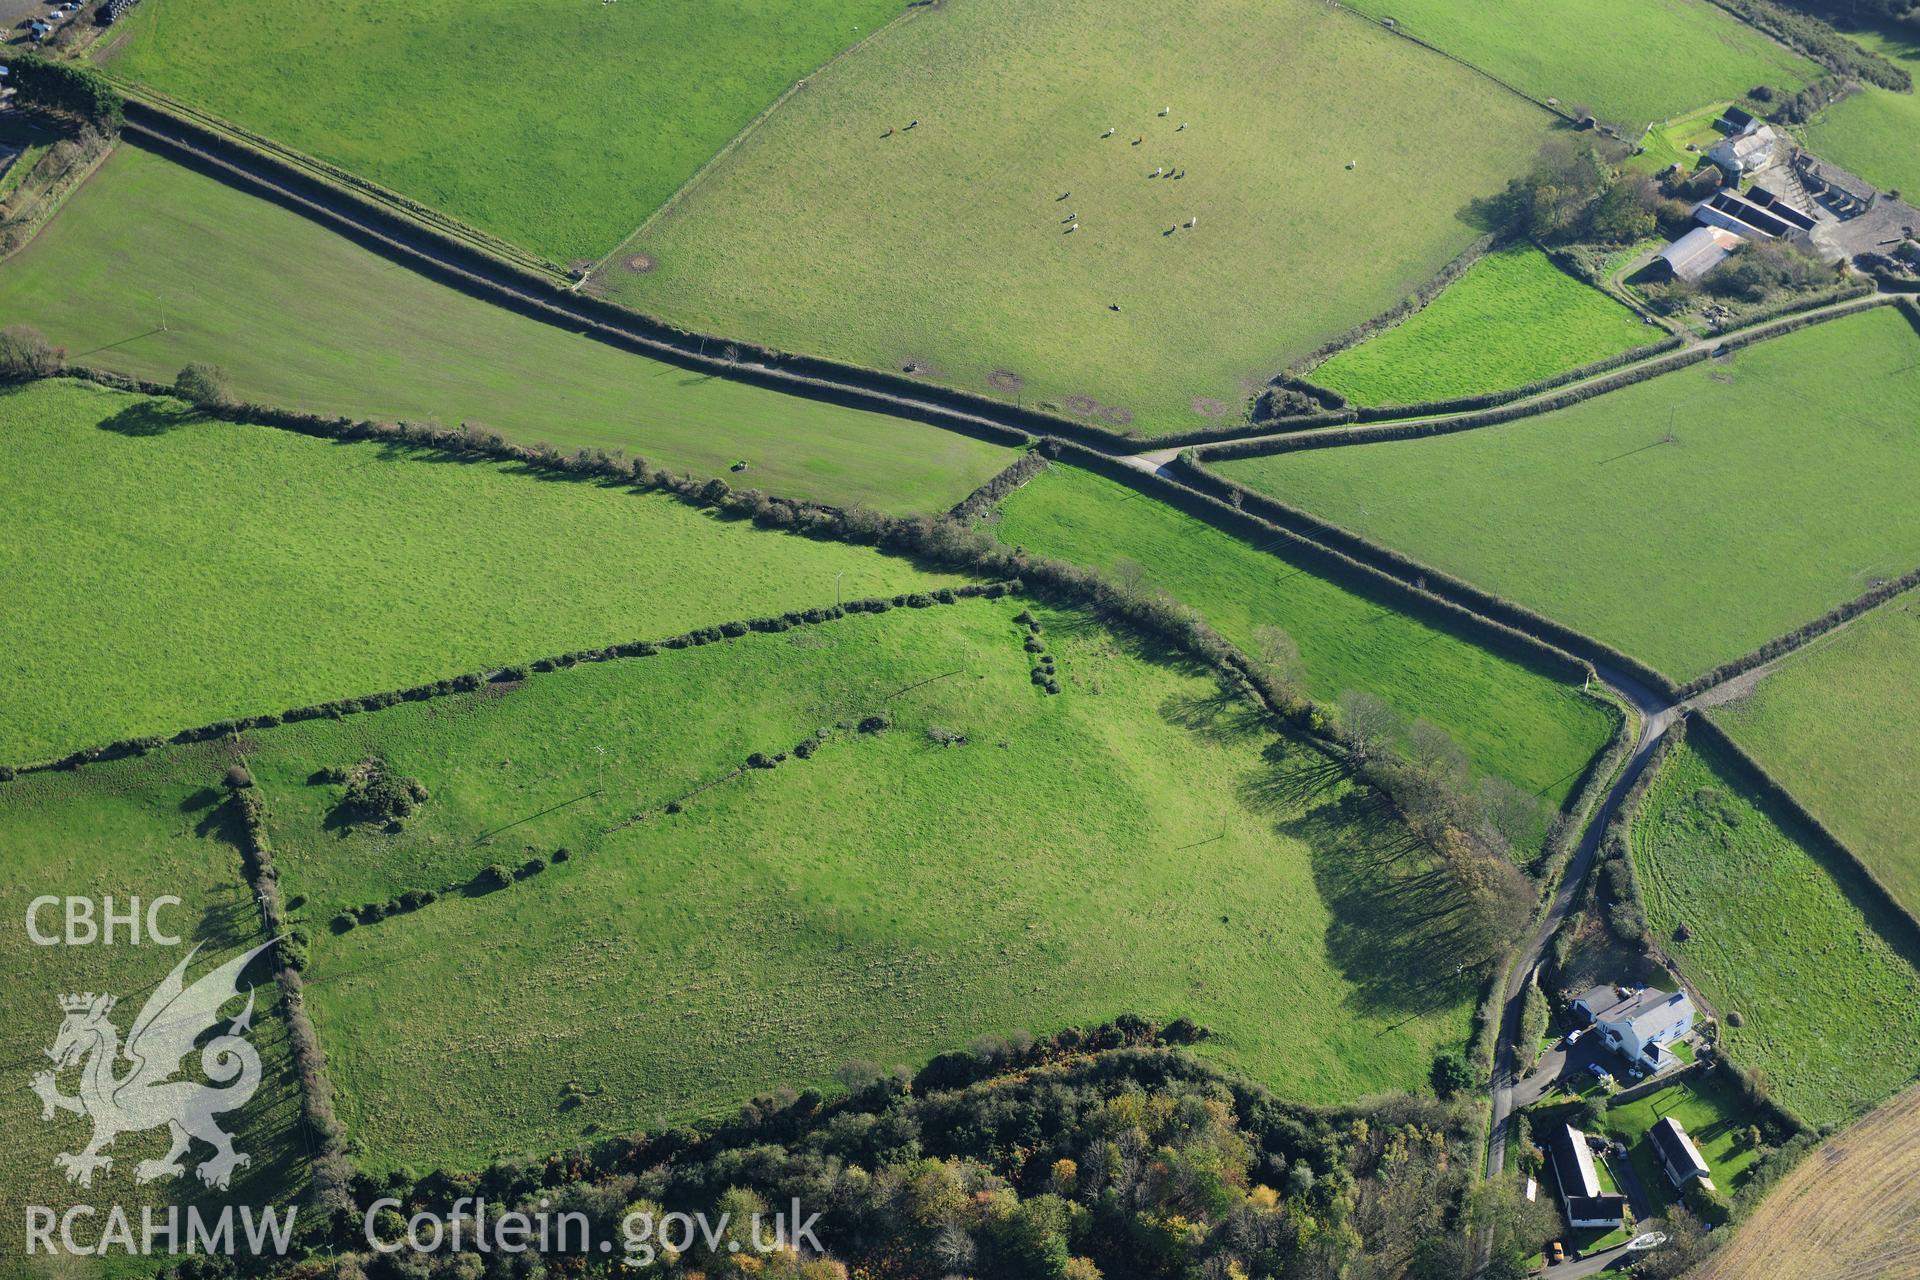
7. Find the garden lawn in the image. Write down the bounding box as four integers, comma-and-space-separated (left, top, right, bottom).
592, 0, 1552, 435
1306, 247, 1655, 406
1631, 101, 1735, 175
103, 0, 906, 262
0, 745, 307, 1276
993, 466, 1615, 812
1600, 1073, 1765, 1218
1629, 739, 1920, 1129
1802, 27, 1920, 202
0, 380, 967, 764
1340, 0, 1816, 127
246, 600, 1480, 1172
0, 144, 1009, 513
1710, 588, 1920, 921
1218, 306, 1920, 681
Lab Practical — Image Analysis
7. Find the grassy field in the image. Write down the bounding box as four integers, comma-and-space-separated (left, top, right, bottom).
1630, 100, 1734, 174
0, 744, 307, 1276
234, 599, 1479, 1171
103, 0, 905, 263
1306, 248, 1655, 406
1599, 1072, 1764, 1217
0, 144, 1009, 513
1341, 0, 1816, 128
1630, 739, 1920, 1129
0, 379, 967, 764
1710, 589, 1920, 921
1802, 27, 1920, 201
992, 466, 1615, 811
1218, 306, 1920, 681
591, 0, 1552, 435
1693, 1082, 1920, 1280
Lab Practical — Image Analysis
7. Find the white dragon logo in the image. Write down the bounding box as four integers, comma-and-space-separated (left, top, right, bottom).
31, 940, 276, 1191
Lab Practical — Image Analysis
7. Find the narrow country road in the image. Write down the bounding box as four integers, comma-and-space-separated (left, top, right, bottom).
1486, 663, 1674, 1177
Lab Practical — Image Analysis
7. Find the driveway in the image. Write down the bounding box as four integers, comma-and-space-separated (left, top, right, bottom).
1514, 1034, 1623, 1110
1549, 1240, 1636, 1277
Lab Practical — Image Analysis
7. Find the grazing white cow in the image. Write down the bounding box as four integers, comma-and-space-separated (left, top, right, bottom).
1185, 216, 1197, 228
1102, 127, 1115, 137
1158, 106, 1170, 116
1066, 222, 1079, 233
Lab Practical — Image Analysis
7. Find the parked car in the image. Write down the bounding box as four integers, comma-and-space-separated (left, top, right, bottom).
1547, 1240, 1567, 1265
1564, 1028, 1583, 1046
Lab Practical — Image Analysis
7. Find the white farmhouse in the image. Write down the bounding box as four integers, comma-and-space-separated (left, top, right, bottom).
1572, 984, 1695, 1072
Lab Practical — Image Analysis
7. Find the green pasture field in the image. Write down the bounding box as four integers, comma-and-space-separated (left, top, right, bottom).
0, 744, 308, 1276
0, 144, 1009, 513
238, 599, 1478, 1171
0, 380, 966, 764
1340, 0, 1816, 128
1630, 740, 1920, 1129
1600, 1072, 1764, 1217
1711, 589, 1920, 921
1218, 306, 1920, 682
1306, 247, 1654, 406
103, 0, 905, 263
591, 0, 1553, 435
992, 466, 1615, 813
1802, 27, 1920, 201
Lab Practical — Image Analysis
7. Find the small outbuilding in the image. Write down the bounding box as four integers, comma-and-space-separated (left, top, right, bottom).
1648, 1115, 1715, 1191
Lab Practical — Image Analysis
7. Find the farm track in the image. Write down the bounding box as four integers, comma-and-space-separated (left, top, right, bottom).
1688, 1082, 1920, 1280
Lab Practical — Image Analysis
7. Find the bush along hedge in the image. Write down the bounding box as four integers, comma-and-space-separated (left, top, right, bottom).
1016, 609, 1061, 695
1252, 375, 1354, 425
1592, 722, 1683, 956
222, 767, 353, 1211
947, 449, 1051, 521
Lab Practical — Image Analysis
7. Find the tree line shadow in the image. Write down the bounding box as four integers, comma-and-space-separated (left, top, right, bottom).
97, 399, 212, 437
1290, 789, 1488, 1019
